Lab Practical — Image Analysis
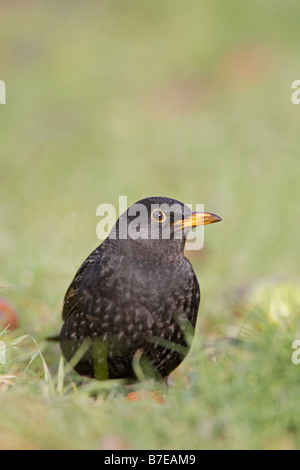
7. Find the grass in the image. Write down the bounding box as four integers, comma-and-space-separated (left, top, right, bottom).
1, 0, 300, 449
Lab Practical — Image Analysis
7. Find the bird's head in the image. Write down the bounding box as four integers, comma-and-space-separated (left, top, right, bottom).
108, 197, 221, 258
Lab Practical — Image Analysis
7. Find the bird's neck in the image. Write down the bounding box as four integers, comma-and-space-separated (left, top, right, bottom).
102, 236, 186, 264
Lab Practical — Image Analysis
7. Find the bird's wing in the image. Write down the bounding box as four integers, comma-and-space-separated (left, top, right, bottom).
62, 249, 102, 321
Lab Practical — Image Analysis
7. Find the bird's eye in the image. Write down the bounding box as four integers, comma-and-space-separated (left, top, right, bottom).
151, 209, 166, 223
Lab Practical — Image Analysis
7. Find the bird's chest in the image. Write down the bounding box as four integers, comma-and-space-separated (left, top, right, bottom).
99, 256, 195, 334
105, 256, 190, 300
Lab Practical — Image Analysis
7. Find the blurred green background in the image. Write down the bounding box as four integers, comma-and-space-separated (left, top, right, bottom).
0, 0, 300, 450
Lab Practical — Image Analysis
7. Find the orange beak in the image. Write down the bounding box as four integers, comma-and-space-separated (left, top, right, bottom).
174, 212, 222, 229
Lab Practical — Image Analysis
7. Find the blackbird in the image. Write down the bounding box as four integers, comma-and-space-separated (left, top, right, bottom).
60, 197, 221, 381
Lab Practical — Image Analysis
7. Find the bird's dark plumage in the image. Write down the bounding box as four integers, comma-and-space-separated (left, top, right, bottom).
60, 197, 221, 381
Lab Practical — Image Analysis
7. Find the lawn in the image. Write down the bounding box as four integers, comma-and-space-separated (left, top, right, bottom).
0, 0, 300, 450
